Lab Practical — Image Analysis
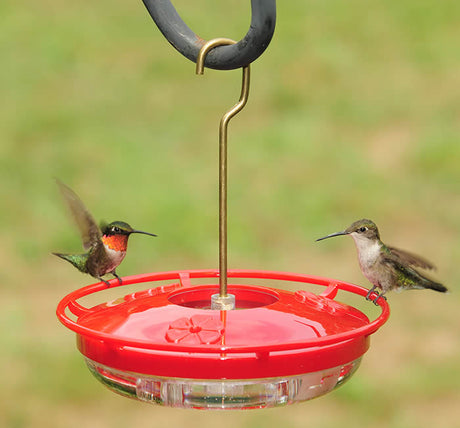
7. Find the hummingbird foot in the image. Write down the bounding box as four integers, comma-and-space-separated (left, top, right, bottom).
111, 271, 123, 285
365, 286, 378, 301
98, 277, 112, 287
372, 293, 387, 306
365, 286, 387, 305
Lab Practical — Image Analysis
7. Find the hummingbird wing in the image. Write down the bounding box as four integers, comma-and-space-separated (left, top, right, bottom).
387, 246, 436, 271
381, 255, 430, 290
382, 254, 446, 292
56, 180, 102, 251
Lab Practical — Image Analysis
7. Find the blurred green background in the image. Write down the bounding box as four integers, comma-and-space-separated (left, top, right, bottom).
1, 0, 459, 426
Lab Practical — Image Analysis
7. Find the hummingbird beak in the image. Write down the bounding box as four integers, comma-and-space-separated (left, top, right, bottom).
131, 230, 157, 237
315, 231, 348, 242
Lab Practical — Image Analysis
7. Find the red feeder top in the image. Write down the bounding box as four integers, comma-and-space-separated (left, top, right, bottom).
57, 269, 389, 379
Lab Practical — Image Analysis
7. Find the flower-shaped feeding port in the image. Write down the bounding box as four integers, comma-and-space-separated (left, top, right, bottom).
166, 315, 224, 345
57, 269, 389, 409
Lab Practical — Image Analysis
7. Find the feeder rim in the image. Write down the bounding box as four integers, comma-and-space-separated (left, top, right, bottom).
56, 269, 390, 354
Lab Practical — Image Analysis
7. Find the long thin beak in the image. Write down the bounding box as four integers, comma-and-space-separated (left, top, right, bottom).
316, 231, 348, 242
131, 230, 157, 237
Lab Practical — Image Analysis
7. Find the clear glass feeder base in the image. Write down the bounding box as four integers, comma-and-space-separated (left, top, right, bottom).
86, 358, 362, 409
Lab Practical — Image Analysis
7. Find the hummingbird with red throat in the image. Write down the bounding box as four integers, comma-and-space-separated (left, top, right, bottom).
316, 219, 447, 304
53, 180, 157, 286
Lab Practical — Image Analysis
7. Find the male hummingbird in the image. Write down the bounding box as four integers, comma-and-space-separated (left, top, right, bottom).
316, 219, 447, 304
53, 180, 157, 286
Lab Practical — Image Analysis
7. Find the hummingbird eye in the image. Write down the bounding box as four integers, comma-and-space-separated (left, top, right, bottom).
112, 226, 121, 233
358, 226, 368, 233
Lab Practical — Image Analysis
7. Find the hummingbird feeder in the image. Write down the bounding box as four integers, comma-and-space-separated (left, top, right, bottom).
57, 0, 390, 409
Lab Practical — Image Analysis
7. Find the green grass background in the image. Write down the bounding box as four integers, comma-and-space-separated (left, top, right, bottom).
1, 0, 459, 426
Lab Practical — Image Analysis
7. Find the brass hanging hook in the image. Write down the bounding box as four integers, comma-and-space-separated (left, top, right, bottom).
196, 38, 251, 310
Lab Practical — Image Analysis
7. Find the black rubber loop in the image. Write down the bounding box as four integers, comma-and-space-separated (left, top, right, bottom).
141, 0, 276, 70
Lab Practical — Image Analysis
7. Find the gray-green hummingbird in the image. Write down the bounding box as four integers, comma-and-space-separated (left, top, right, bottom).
316, 219, 447, 304
53, 180, 157, 286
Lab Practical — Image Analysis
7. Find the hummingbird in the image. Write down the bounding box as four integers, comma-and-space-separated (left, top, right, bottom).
53, 180, 157, 286
316, 219, 447, 304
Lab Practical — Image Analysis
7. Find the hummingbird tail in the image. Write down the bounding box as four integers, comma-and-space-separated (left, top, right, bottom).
53, 252, 71, 260
52, 252, 88, 273
425, 280, 448, 293
53, 252, 69, 260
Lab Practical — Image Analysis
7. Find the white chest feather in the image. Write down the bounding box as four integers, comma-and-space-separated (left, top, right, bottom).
349, 233, 387, 289
104, 246, 126, 271
352, 236, 381, 269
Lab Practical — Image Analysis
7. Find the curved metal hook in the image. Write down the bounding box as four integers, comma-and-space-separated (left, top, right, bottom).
196, 39, 251, 307
141, 0, 276, 70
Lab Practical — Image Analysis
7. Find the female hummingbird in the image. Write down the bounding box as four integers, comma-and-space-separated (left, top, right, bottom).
53, 180, 157, 286
316, 219, 447, 304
